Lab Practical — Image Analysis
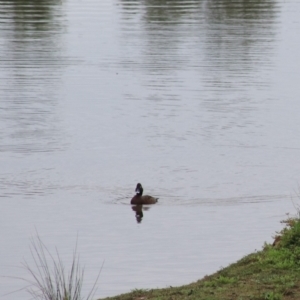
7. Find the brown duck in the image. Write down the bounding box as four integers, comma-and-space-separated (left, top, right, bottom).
130, 183, 158, 205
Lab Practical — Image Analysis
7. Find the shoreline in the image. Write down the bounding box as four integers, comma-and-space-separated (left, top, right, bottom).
99, 217, 300, 300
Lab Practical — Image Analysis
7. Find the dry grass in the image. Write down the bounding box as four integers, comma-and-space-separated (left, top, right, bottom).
23, 234, 100, 300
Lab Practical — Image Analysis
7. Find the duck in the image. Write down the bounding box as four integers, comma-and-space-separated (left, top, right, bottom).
130, 183, 158, 205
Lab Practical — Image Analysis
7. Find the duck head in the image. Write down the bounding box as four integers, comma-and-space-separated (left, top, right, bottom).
135, 183, 143, 195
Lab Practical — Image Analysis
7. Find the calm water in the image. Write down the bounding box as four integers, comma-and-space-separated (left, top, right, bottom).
1, 0, 300, 298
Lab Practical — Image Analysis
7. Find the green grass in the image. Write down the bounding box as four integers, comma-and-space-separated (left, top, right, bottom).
99, 217, 300, 300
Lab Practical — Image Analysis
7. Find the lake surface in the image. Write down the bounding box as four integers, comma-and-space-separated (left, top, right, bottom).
0, 0, 300, 298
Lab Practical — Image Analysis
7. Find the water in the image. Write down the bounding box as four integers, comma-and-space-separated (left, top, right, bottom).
0, 0, 300, 298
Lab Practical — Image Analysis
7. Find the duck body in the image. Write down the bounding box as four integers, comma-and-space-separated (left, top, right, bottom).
130, 183, 158, 205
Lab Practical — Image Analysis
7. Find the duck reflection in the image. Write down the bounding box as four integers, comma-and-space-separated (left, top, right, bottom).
131, 205, 151, 223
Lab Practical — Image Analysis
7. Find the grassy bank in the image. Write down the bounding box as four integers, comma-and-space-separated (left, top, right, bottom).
100, 217, 300, 300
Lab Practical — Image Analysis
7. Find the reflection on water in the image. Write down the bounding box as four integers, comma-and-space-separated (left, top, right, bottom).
119, 0, 278, 76
204, 0, 279, 89
120, 0, 203, 20
0, 0, 67, 154
118, 0, 279, 142
132, 205, 144, 223
131, 205, 153, 223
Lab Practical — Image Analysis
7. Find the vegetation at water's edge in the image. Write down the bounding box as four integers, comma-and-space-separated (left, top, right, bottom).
100, 216, 300, 300
22, 235, 100, 300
